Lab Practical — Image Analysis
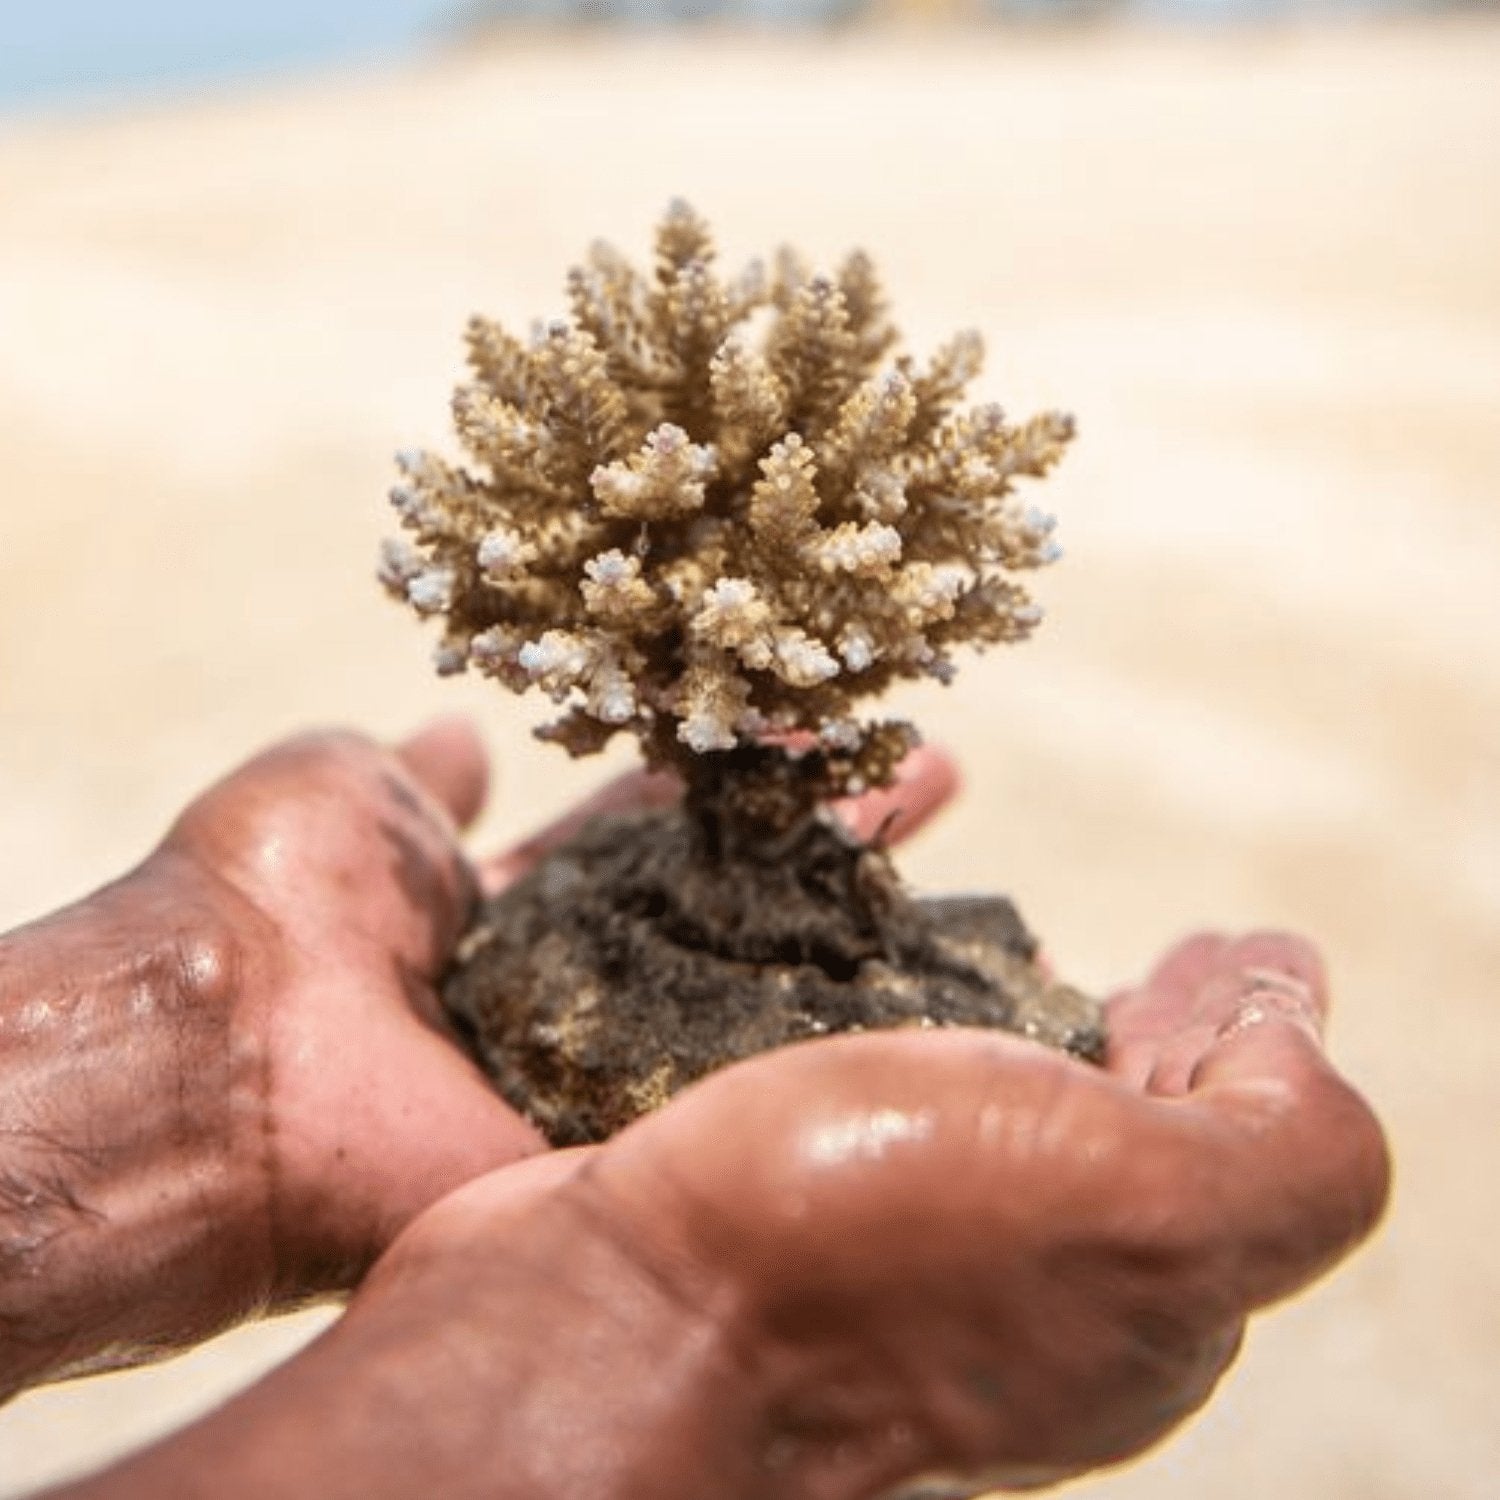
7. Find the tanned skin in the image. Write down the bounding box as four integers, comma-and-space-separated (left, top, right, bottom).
0, 722, 1388, 1499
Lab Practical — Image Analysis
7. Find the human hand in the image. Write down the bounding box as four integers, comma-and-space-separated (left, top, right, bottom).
148, 718, 537, 1302
151, 719, 960, 1303
335, 931, 1388, 1500
8, 731, 969, 1464
2, 720, 528, 1391
0, 719, 956, 1397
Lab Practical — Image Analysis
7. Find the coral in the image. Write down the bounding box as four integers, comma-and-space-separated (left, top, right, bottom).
381, 203, 1101, 1141
382, 200, 1072, 797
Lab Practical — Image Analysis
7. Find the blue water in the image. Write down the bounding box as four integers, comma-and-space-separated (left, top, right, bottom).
0, 0, 456, 114
0, 0, 1468, 114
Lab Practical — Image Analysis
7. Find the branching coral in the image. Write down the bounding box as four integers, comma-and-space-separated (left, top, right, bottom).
383, 204, 1102, 1139
382, 200, 1072, 796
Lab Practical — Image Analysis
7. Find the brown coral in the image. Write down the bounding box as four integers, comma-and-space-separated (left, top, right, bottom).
381, 200, 1072, 797
381, 203, 1102, 1143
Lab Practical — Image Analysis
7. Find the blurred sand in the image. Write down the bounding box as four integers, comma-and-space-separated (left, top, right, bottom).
1, 19, 1497, 1497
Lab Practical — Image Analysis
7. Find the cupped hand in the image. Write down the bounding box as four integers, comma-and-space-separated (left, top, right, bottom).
154, 719, 959, 1302
370, 931, 1389, 1500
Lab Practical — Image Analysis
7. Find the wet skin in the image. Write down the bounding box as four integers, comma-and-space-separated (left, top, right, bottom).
0, 723, 1388, 1498
0, 720, 958, 1395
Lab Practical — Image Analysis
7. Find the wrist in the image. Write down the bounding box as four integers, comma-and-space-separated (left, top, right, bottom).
50, 1174, 764, 1500
335, 1176, 765, 1498
0, 853, 277, 1394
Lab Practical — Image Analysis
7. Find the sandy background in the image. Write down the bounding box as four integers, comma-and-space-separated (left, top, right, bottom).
1, 20, 1497, 1496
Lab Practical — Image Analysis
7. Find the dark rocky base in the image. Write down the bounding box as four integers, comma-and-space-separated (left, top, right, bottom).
443, 805, 1105, 1146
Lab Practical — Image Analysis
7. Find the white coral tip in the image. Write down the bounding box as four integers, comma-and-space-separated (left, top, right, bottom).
775, 633, 840, 686
592, 466, 645, 504
679, 715, 736, 754
433, 643, 468, 676
705, 577, 756, 609
819, 522, 902, 574
406, 567, 455, 615
594, 682, 637, 725
477, 529, 522, 574
470, 628, 509, 664
519, 635, 575, 677
377, 536, 423, 587
838, 630, 876, 673
585, 549, 637, 587
821, 719, 862, 751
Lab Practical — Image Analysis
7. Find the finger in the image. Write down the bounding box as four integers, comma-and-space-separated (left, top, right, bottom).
1218, 930, 1330, 1030
1180, 998, 1390, 1307
1105, 932, 1226, 1087
480, 766, 683, 895
1106, 932, 1322, 1092
395, 716, 490, 830
1145, 930, 1235, 999
1144, 967, 1318, 1098
1143, 933, 1329, 1097
831, 743, 962, 846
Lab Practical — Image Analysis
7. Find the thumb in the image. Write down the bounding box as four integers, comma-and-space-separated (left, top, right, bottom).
395, 715, 490, 831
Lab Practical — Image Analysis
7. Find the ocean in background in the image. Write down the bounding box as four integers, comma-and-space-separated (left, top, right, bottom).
0, 0, 1481, 118
0, 0, 455, 115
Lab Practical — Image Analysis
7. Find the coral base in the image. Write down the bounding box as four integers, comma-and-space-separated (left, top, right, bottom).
443, 806, 1105, 1145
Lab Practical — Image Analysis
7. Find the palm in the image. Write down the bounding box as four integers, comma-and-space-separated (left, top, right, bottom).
528, 930, 1389, 1494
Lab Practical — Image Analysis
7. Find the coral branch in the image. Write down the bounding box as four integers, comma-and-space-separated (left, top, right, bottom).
382, 203, 1072, 794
